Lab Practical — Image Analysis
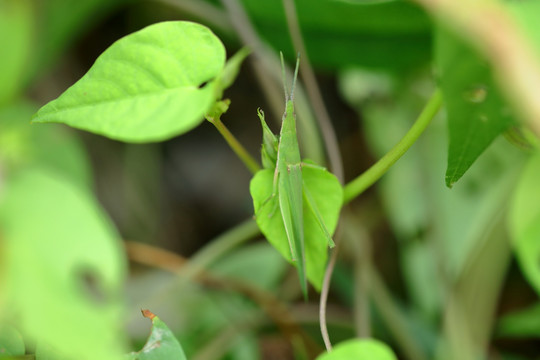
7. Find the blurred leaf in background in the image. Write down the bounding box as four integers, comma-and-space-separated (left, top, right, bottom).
0, 0, 132, 104
0, 102, 92, 188
28, 0, 132, 83
0, 168, 128, 360
0, 0, 33, 106
339, 60, 524, 359
238, 0, 431, 70
0, 324, 25, 356
436, 27, 516, 188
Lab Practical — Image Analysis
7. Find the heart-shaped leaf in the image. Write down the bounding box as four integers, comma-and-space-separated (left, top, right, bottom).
250, 164, 342, 291
32, 21, 226, 142
316, 339, 397, 360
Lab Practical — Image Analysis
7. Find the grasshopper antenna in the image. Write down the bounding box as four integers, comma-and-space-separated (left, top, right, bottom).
290, 52, 300, 101
280, 52, 289, 101
279, 52, 301, 102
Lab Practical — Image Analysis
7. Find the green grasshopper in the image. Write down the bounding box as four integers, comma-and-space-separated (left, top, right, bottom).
257, 53, 335, 297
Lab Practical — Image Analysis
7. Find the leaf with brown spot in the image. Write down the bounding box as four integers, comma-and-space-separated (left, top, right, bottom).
436, 26, 516, 187
126, 310, 186, 360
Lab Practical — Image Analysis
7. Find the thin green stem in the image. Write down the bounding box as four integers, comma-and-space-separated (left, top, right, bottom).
208, 113, 261, 175
369, 269, 428, 360
185, 218, 261, 277
343, 89, 443, 204
134, 218, 261, 310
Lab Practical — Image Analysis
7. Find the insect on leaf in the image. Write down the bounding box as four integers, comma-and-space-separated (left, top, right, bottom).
250, 54, 342, 294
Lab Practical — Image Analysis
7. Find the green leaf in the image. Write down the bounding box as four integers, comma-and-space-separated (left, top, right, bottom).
509, 153, 540, 295
214, 47, 250, 97
0, 0, 33, 105
436, 27, 515, 187
210, 243, 288, 291
241, 0, 431, 70
32, 21, 226, 143
28, 0, 129, 82
0, 168, 127, 360
316, 339, 397, 360
0, 102, 92, 189
126, 310, 186, 360
35, 342, 73, 360
257, 108, 279, 170
0, 325, 24, 356
250, 163, 342, 291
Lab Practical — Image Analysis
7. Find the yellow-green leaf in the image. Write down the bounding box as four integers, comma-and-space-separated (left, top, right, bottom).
32, 21, 226, 143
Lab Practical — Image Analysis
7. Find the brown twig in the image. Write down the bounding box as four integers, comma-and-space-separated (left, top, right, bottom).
125, 241, 187, 272
124, 241, 323, 358
318, 239, 339, 351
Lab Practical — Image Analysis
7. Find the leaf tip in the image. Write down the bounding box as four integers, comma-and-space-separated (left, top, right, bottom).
445, 169, 458, 188
30, 112, 41, 123
141, 309, 156, 320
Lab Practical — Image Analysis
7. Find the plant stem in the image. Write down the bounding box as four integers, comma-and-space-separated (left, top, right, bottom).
369, 268, 428, 360
185, 218, 261, 276
135, 218, 261, 309
126, 236, 322, 358
319, 89, 442, 352
319, 239, 339, 351
343, 89, 442, 204
208, 110, 261, 175
348, 217, 371, 338
192, 314, 265, 360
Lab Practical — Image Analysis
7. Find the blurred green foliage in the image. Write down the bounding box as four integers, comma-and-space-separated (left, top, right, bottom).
1, 0, 540, 359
